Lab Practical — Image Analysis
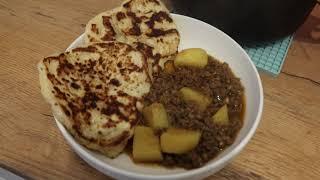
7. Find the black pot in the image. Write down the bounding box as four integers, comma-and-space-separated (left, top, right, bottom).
170, 0, 318, 42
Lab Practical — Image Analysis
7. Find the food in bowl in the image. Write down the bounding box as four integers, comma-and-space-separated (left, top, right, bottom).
38, 0, 179, 158
38, 0, 248, 174
132, 48, 245, 169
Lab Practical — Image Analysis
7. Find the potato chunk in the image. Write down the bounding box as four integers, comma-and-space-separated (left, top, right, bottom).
163, 60, 175, 74
179, 87, 212, 111
133, 126, 163, 162
142, 103, 169, 129
174, 48, 208, 68
212, 105, 229, 125
160, 128, 201, 154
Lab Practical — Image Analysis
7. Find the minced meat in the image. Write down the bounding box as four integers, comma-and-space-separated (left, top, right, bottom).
143, 56, 244, 169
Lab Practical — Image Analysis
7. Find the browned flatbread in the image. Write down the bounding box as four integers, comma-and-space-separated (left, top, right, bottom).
38, 42, 151, 157
85, 0, 180, 76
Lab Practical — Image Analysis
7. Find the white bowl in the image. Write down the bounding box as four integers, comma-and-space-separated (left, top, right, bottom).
55, 14, 263, 180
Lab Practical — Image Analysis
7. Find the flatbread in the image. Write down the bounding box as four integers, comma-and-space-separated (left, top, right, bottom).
85, 0, 180, 76
38, 42, 151, 157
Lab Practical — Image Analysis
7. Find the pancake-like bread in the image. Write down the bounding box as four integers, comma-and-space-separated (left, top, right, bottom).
38, 42, 151, 157
85, 0, 180, 76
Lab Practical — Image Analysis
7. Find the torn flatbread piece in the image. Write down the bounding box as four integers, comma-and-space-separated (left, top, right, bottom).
85, 0, 180, 76
38, 42, 151, 157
